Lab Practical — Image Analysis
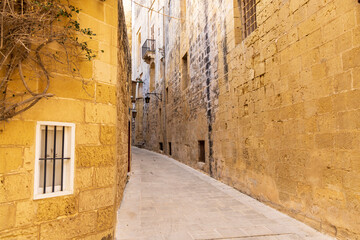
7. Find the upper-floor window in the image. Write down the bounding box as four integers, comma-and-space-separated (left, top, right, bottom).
181, 52, 189, 91
149, 62, 155, 92
181, 0, 186, 31
242, 0, 257, 39
34, 122, 75, 199
137, 30, 142, 66
137, 81, 143, 98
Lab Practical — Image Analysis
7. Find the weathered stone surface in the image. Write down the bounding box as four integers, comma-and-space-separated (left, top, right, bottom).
0, 121, 35, 146
100, 125, 116, 145
96, 83, 117, 105
36, 196, 77, 222
0, 226, 38, 240
44, 75, 95, 101
97, 206, 115, 231
0, 174, 31, 203
76, 167, 94, 190
15, 201, 36, 227
0, 203, 16, 231
76, 124, 100, 145
22, 99, 85, 123
76, 229, 113, 240
76, 145, 115, 167
0, 148, 23, 174
78, 187, 115, 212
85, 102, 117, 124
94, 166, 115, 187
39, 212, 97, 240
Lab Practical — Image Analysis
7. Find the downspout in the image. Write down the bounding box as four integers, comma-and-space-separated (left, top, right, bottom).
162, 6, 167, 154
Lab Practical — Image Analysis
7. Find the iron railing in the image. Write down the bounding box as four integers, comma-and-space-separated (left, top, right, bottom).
142, 39, 156, 59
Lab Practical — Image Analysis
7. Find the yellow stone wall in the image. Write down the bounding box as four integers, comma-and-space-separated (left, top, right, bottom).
0, 0, 131, 239
218, 0, 360, 238
134, 0, 360, 238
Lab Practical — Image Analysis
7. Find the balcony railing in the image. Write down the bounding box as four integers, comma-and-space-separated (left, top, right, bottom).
142, 39, 156, 63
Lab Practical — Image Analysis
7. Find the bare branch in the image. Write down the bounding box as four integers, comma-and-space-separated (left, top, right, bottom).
0, 0, 98, 121
0, 93, 54, 121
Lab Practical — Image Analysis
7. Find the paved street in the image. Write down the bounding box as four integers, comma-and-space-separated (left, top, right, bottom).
115, 147, 334, 240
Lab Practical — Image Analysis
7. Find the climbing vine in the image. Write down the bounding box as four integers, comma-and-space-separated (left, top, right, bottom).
0, 0, 98, 121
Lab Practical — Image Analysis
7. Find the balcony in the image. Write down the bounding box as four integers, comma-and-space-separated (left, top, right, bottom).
142, 39, 156, 64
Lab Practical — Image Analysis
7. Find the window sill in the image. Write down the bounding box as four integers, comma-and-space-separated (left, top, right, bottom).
33, 190, 73, 200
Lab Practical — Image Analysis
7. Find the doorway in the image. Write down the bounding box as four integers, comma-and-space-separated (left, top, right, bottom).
128, 121, 131, 172
198, 140, 205, 163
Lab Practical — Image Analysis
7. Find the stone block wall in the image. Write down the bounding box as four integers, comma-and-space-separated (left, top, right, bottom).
0, 0, 131, 239
218, 0, 360, 238
133, 0, 360, 238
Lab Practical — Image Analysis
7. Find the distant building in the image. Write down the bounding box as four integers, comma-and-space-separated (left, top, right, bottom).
132, 0, 360, 239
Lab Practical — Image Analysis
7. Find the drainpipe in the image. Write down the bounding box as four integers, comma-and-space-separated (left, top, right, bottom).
162, 6, 167, 154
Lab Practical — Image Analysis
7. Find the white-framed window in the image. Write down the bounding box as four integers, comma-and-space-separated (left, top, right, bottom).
33, 121, 75, 200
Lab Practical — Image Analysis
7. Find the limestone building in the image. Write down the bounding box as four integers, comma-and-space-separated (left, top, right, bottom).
133, 0, 360, 238
0, 0, 131, 239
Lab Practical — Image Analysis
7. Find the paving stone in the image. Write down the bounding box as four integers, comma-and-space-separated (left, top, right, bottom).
115, 148, 335, 240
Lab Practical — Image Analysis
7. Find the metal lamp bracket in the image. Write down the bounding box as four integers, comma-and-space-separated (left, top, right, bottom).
146, 92, 162, 101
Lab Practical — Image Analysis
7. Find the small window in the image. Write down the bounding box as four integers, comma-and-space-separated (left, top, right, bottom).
233, 0, 242, 44
198, 141, 205, 163
242, 0, 257, 39
137, 82, 143, 98
181, 52, 189, 91
166, 87, 169, 103
181, 0, 186, 31
160, 61, 164, 80
150, 62, 155, 92
159, 142, 163, 151
151, 25, 155, 40
34, 122, 75, 199
137, 31, 142, 66
168, 142, 172, 155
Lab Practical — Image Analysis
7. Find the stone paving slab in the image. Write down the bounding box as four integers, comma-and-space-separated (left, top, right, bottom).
115, 147, 335, 240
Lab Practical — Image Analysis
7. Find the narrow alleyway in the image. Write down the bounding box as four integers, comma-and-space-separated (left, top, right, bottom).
116, 148, 334, 240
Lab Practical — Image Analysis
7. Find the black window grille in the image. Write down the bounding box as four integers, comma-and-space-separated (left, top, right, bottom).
242, 0, 257, 39
39, 125, 70, 194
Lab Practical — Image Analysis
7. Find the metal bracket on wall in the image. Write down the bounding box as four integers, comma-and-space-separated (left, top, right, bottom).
145, 92, 162, 103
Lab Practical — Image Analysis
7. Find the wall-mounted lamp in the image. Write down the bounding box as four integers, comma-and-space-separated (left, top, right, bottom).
129, 108, 137, 118
132, 110, 137, 119
145, 92, 162, 103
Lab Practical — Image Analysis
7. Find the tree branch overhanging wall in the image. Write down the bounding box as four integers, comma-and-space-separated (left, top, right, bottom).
0, 0, 98, 121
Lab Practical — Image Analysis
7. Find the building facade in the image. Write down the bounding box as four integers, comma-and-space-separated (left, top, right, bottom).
133, 0, 360, 238
0, 0, 132, 239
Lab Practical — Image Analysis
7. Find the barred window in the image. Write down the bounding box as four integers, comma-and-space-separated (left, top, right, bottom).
242, 0, 257, 39
34, 122, 75, 199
